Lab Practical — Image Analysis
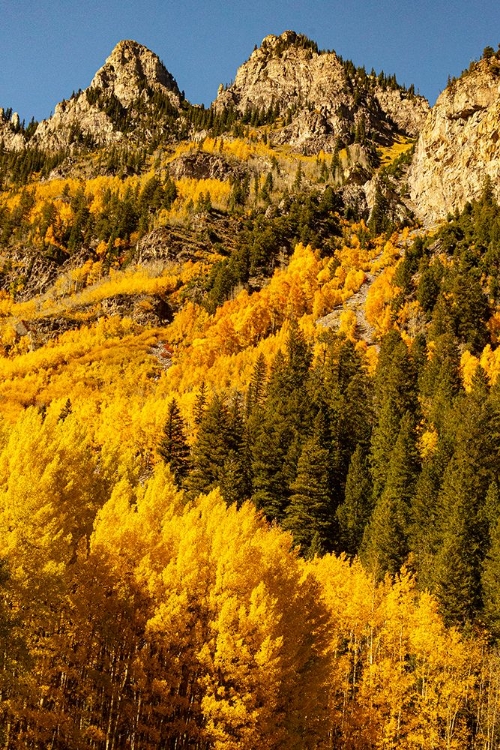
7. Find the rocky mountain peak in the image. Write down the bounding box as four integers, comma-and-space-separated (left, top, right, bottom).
28, 40, 184, 153
253, 30, 319, 59
409, 52, 500, 224
214, 31, 428, 154
89, 39, 181, 108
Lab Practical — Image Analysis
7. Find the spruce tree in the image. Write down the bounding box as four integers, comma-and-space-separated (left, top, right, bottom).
369, 397, 401, 502
284, 427, 334, 556
245, 353, 267, 418
432, 459, 483, 625
251, 328, 314, 520
362, 412, 418, 577
482, 483, 500, 637
158, 398, 190, 487
193, 382, 208, 425
409, 459, 443, 590
251, 416, 294, 521
429, 370, 500, 624
186, 395, 231, 498
337, 445, 373, 556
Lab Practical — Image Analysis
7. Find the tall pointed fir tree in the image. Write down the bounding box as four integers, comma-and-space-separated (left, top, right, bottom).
284, 413, 335, 557
362, 412, 419, 578
186, 394, 246, 504
158, 398, 190, 487
431, 368, 499, 624
337, 445, 373, 557
482, 482, 500, 637
251, 326, 314, 521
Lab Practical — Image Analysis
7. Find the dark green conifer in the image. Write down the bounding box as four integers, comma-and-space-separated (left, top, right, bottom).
430, 370, 499, 624
284, 424, 334, 556
245, 353, 267, 418
187, 393, 247, 505
482, 483, 500, 637
158, 398, 190, 487
432, 458, 484, 625
186, 394, 230, 498
337, 445, 373, 556
362, 412, 418, 577
193, 382, 208, 425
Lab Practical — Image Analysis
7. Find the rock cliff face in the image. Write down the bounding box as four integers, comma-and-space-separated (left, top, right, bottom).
409, 55, 500, 224
214, 31, 428, 153
373, 88, 429, 139
31, 40, 183, 152
0, 109, 25, 151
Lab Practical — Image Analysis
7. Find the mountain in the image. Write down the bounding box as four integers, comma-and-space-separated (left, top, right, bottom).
214, 31, 429, 153
409, 50, 500, 223
3, 32, 500, 749
27, 40, 185, 152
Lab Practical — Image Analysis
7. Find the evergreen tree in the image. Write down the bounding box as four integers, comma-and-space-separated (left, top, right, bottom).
409, 458, 443, 590
432, 458, 484, 625
187, 394, 247, 505
482, 483, 500, 637
362, 412, 419, 577
337, 445, 373, 556
193, 382, 208, 425
284, 422, 334, 556
245, 352, 267, 418
158, 399, 190, 487
251, 415, 295, 521
369, 397, 401, 502
431, 371, 499, 624
186, 394, 231, 499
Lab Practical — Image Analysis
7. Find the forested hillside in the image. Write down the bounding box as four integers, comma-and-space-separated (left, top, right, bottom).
1, 32, 500, 749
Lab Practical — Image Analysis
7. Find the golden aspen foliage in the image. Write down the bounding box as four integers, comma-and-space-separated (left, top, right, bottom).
460, 349, 480, 391
365, 265, 399, 337
311, 557, 481, 750
0, 404, 105, 575
89, 483, 330, 748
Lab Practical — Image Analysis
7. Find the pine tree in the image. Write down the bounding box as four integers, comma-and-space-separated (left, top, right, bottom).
362, 412, 418, 577
409, 458, 443, 590
337, 445, 373, 556
251, 416, 294, 521
245, 352, 267, 418
193, 382, 208, 425
430, 371, 499, 624
186, 394, 247, 505
432, 460, 483, 625
158, 398, 190, 487
284, 428, 334, 556
482, 483, 500, 637
369, 397, 401, 502
186, 394, 231, 498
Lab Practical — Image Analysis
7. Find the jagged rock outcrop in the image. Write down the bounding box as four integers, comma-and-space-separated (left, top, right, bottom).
374, 88, 429, 138
31, 40, 184, 152
168, 150, 246, 181
409, 54, 500, 224
0, 109, 25, 151
214, 31, 428, 154
90, 39, 181, 108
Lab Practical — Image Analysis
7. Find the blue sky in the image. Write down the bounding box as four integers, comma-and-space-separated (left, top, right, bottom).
1, 0, 499, 124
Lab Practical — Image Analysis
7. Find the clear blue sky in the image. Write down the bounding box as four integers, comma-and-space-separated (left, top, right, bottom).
1, 0, 499, 124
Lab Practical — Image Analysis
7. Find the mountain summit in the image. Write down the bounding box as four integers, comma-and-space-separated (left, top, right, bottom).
89, 39, 182, 109
30, 40, 184, 152
214, 30, 429, 153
